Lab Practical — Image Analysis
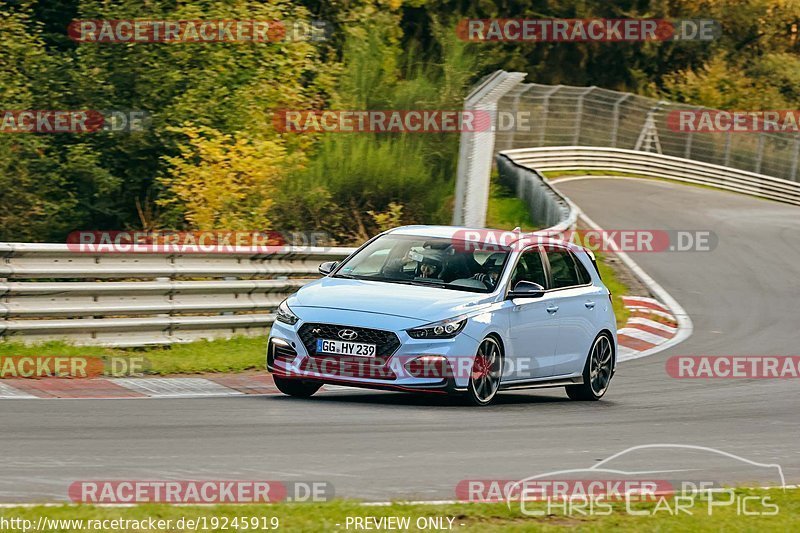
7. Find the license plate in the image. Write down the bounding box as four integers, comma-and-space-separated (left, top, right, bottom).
316, 339, 376, 358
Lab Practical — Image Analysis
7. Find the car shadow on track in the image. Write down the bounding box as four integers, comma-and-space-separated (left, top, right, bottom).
268, 390, 616, 409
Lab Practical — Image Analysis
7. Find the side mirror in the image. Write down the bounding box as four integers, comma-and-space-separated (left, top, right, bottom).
508, 281, 545, 299
318, 261, 338, 275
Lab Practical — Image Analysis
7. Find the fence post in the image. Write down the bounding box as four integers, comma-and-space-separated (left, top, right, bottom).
755, 134, 765, 174
506, 84, 528, 150
573, 87, 595, 145
684, 132, 693, 159
537, 85, 561, 147
610, 93, 631, 148
723, 130, 732, 167
790, 137, 800, 183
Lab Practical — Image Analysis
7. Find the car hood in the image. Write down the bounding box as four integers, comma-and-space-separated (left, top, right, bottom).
289, 277, 497, 323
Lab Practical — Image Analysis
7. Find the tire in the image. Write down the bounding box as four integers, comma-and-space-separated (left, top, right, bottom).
464, 336, 503, 406
566, 333, 614, 401
273, 375, 322, 398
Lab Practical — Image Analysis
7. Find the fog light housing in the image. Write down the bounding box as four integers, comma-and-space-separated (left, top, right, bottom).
403, 355, 451, 379
268, 337, 298, 365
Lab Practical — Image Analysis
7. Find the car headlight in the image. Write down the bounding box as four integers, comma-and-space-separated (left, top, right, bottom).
407, 317, 467, 339
275, 299, 299, 325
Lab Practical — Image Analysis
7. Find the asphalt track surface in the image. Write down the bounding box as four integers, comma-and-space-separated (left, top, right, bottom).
2, 179, 799, 503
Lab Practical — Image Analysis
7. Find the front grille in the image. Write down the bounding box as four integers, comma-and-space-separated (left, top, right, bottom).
298, 323, 401, 359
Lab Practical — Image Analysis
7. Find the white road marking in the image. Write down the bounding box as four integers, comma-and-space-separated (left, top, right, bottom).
617, 327, 670, 346
616, 345, 640, 362
627, 306, 678, 322
626, 317, 677, 334
0, 382, 37, 399
112, 378, 243, 398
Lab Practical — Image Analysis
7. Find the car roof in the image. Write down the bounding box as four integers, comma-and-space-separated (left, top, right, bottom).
386, 225, 583, 251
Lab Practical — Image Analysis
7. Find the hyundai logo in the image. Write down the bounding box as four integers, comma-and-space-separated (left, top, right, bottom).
338, 329, 358, 341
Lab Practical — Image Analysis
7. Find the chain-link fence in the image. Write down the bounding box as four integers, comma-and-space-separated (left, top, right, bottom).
494, 83, 800, 183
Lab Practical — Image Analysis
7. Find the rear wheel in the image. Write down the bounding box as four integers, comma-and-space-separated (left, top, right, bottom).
273, 375, 322, 398
566, 334, 613, 401
465, 337, 503, 406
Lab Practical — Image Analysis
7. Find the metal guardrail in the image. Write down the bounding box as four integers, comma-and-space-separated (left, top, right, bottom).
0, 244, 355, 346
496, 153, 578, 231
501, 146, 800, 207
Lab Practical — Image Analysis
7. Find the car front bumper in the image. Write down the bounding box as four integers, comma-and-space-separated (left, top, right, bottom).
266, 309, 481, 393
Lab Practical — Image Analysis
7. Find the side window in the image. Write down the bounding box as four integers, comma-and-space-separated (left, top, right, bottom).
510, 248, 547, 289
546, 249, 584, 288
574, 254, 592, 284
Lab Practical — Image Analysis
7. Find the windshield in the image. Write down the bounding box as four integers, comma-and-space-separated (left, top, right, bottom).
333, 234, 511, 293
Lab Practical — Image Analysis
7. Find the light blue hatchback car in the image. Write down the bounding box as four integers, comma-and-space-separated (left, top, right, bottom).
267, 226, 617, 405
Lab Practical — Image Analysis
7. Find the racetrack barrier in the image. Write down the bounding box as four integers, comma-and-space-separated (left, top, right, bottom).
501, 145, 800, 206
0, 244, 354, 346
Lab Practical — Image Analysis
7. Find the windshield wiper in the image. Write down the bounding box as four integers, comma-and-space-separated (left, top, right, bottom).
334, 274, 417, 285
333, 275, 484, 292
409, 278, 446, 285
333, 273, 377, 281
411, 278, 489, 293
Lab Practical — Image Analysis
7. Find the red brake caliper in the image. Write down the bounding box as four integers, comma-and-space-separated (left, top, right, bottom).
472, 356, 489, 381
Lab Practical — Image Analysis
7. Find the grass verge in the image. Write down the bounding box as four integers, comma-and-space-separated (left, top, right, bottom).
0, 336, 267, 376
594, 250, 630, 326
486, 181, 538, 232
1, 489, 797, 532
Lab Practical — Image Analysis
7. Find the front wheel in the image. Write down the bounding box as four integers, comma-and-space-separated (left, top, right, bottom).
273, 375, 322, 398
464, 337, 503, 406
566, 334, 614, 401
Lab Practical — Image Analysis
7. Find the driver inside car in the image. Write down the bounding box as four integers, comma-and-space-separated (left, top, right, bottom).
418, 257, 442, 278
471, 253, 505, 289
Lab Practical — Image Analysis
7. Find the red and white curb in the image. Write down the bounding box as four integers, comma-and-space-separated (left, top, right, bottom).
0, 373, 359, 399
617, 296, 678, 362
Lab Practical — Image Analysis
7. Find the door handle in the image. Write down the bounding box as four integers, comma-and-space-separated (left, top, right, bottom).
546, 305, 559, 314
584, 301, 596, 309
